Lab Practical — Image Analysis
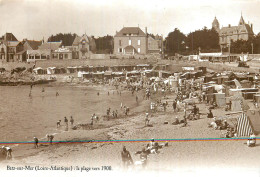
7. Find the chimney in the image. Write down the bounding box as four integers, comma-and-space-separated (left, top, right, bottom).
145, 27, 147, 35
228, 24, 231, 28
251, 23, 253, 31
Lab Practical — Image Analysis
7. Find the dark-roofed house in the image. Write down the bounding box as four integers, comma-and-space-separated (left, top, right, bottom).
0, 32, 18, 42
114, 27, 148, 55
212, 15, 254, 49
16, 39, 43, 62
23, 40, 42, 50
0, 33, 24, 62
72, 34, 96, 59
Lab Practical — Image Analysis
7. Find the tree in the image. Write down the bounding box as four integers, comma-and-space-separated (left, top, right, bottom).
165, 28, 186, 55
186, 27, 219, 54
224, 33, 260, 54
94, 35, 114, 54
47, 33, 77, 46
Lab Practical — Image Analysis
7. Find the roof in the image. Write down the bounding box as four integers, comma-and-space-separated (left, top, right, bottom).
239, 15, 245, 25
25, 40, 42, 50
219, 17, 253, 36
38, 42, 62, 50
27, 49, 50, 55
124, 45, 135, 50
0, 33, 18, 41
115, 27, 146, 37
72, 34, 93, 46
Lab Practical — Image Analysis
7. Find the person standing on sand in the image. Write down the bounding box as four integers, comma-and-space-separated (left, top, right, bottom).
46, 134, 54, 145
70, 116, 74, 126
34, 137, 39, 148
64, 117, 68, 127
172, 100, 177, 112
121, 146, 133, 169
145, 112, 150, 126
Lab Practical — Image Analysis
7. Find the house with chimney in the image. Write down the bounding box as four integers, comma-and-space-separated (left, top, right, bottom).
0, 33, 23, 62
114, 27, 148, 55
72, 34, 96, 59
212, 14, 254, 50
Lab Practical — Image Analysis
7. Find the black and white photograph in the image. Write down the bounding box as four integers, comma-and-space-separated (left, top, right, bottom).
0, 0, 260, 176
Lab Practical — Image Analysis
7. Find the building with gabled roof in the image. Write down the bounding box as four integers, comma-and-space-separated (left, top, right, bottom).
72, 34, 96, 59
23, 39, 42, 50
212, 15, 254, 49
38, 41, 62, 51
114, 27, 148, 55
0, 33, 24, 62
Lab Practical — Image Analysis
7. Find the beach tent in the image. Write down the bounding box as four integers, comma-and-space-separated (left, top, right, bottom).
214, 93, 226, 107
33, 67, 43, 75
236, 110, 260, 137
236, 112, 253, 137
246, 110, 260, 135
47, 67, 56, 75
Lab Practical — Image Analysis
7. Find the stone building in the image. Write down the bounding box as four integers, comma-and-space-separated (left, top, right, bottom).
212, 15, 254, 50
114, 27, 148, 55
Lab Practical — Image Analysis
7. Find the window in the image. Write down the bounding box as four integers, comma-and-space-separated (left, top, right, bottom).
65, 54, 68, 59
138, 48, 141, 53
41, 55, 46, 59
35, 55, 40, 59
129, 40, 132, 45
118, 48, 122, 53
138, 40, 141, 45
119, 40, 122, 46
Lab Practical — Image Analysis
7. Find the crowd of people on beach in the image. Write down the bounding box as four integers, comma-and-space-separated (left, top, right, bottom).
2, 72, 258, 163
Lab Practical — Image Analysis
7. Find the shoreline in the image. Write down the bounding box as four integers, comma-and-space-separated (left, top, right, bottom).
0, 83, 150, 162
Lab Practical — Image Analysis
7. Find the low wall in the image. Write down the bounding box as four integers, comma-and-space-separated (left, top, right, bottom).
0, 58, 158, 71
90, 54, 110, 60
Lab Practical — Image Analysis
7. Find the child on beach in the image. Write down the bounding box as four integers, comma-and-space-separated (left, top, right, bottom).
34, 137, 39, 148
57, 120, 61, 128
70, 116, 74, 126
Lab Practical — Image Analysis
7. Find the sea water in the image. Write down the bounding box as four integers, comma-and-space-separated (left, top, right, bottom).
0, 84, 138, 142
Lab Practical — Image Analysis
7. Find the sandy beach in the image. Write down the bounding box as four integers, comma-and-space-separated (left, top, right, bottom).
1, 85, 259, 174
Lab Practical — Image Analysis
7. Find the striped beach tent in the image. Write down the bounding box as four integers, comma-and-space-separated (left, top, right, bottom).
236, 112, 253, 137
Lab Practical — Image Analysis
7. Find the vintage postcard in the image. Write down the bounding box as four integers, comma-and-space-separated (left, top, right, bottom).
0, 0, 259, 176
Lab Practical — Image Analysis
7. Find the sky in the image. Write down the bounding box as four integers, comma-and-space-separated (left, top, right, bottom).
0, 0, 260, 41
